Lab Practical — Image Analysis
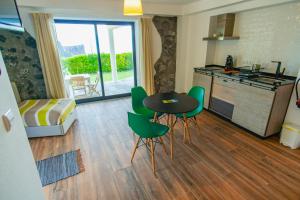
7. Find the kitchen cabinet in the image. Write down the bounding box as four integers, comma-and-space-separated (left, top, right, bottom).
193, 73, 212, 109
212, 77, 291, 137
232, 83, 275, 136
212, 76, 238, 104
203, 13, 240, 41
211, 76, 238, 119
193, 70, 294, 137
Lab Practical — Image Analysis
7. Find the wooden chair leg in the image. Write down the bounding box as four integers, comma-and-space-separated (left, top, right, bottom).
153, 112, 158, 122
150, 138, 156, 175
183, 116, 187, 143
183, 119, 187, 143
170, 114, 175, 160
187, 122, 191, 143
183, 114, 191, 144
146, 138, 151, 147
188, 126, 191, 143
132, 132, 136, 143
159, 137, 167, 155
131, 137, 141, 163
193, 117, 201, 131
162, 114, 167, 125
180, 118, 186, 143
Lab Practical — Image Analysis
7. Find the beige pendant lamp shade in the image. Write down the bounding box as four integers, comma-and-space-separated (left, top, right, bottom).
124, 0, 143, 16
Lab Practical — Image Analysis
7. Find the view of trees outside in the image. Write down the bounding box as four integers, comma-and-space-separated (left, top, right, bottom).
55, 23, 135, 98
55, 24, 134, 82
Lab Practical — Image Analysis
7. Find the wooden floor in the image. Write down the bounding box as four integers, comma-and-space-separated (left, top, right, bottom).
29, 97, 300, 200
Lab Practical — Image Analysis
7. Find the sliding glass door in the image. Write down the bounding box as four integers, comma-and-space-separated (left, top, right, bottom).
55, 20, 137, 103
97, 25, 135, 96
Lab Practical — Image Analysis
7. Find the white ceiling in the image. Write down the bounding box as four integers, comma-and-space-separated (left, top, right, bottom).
140, 0, 200, 4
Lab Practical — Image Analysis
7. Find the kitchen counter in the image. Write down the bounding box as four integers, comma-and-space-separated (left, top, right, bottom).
193, 65, 295, 137
194, 65, 296, 91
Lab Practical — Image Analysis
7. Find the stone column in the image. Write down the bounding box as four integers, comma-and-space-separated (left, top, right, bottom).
152, 16, 177, 93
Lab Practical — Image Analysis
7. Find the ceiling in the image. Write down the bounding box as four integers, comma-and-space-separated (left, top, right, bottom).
139, 0, 200, 4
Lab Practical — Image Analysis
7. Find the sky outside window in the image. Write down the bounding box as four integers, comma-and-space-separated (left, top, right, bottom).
55, 24, 132, 55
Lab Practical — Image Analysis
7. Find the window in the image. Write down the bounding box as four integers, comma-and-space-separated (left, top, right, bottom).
55, 20, 137, 103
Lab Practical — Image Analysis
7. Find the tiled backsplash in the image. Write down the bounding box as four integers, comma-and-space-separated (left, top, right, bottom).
211, 2, 300, 76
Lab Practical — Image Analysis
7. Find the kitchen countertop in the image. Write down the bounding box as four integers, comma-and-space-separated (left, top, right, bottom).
194, 65, 296, 91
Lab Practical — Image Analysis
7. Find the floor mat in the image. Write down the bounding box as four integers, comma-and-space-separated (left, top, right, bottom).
36, 149, 84, 186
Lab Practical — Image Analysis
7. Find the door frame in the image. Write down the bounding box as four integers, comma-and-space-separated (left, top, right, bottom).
54, 19, 138, 104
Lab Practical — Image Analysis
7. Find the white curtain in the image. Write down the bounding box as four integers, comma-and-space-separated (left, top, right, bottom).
140, 17, 155, 95
32, 13, 67, 99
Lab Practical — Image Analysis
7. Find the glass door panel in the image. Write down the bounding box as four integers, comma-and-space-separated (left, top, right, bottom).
55, 23, 103, 100
55, 20, 137, 102
97, 24, 135, 96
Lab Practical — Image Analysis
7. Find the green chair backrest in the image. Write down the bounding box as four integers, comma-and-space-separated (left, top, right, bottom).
188, 86, 205, 114
128, 112, 154, 138
131, 86, 148, 113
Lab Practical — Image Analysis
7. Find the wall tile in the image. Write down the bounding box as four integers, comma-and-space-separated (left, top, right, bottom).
212, 2, 300, 76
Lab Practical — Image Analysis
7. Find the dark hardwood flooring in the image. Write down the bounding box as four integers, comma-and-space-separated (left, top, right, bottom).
29, 97, 300, 200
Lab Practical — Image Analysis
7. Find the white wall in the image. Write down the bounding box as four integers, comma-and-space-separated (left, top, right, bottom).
281, 51, 299, 132
211, 3, 300, 76
176, 0, 300, 134
16, 0, 182, 37
18, 6, 141, 38
16, 2, 164, 87
17, 0, 183, 16
16, 0, 300, 92
175, 12, 210, 92
285, 71, 300, 125
0, 53, 44, 200
176, 1, 300, 92
183, 0, 297, 15
175, 15, 189, 92
18, 6, 146, 85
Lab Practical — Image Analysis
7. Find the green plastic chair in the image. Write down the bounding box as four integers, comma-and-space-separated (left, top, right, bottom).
131, 86, 161, 119
176, 86, 205, 143
128, 112, 169, 175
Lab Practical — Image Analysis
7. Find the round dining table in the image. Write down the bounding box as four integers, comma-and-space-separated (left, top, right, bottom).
143, 92, 198, 159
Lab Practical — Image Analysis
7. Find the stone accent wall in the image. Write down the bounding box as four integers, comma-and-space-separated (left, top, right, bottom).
152, 16, 177, 93
0, 29, 46, 100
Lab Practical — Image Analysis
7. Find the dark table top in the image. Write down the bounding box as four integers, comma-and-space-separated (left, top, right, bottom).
143, 92, 199, 114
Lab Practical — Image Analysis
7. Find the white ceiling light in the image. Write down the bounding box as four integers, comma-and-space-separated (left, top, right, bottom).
124, 0, 143, 16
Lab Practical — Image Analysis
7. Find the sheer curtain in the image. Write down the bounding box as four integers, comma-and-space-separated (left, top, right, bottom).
140, 17, 155, 95
32, 13, 67, 99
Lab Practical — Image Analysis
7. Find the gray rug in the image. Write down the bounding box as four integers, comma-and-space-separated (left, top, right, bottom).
36, 150, 84, 186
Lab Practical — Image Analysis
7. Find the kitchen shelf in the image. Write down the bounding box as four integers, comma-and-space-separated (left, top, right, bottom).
203, 36, 240, 41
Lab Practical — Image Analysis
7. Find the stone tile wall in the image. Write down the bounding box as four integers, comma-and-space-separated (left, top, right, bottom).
0, 29, 46, 100
153, 16, 177, 93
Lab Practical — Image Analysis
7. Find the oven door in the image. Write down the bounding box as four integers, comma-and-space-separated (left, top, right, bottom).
210, 97, 234, 120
